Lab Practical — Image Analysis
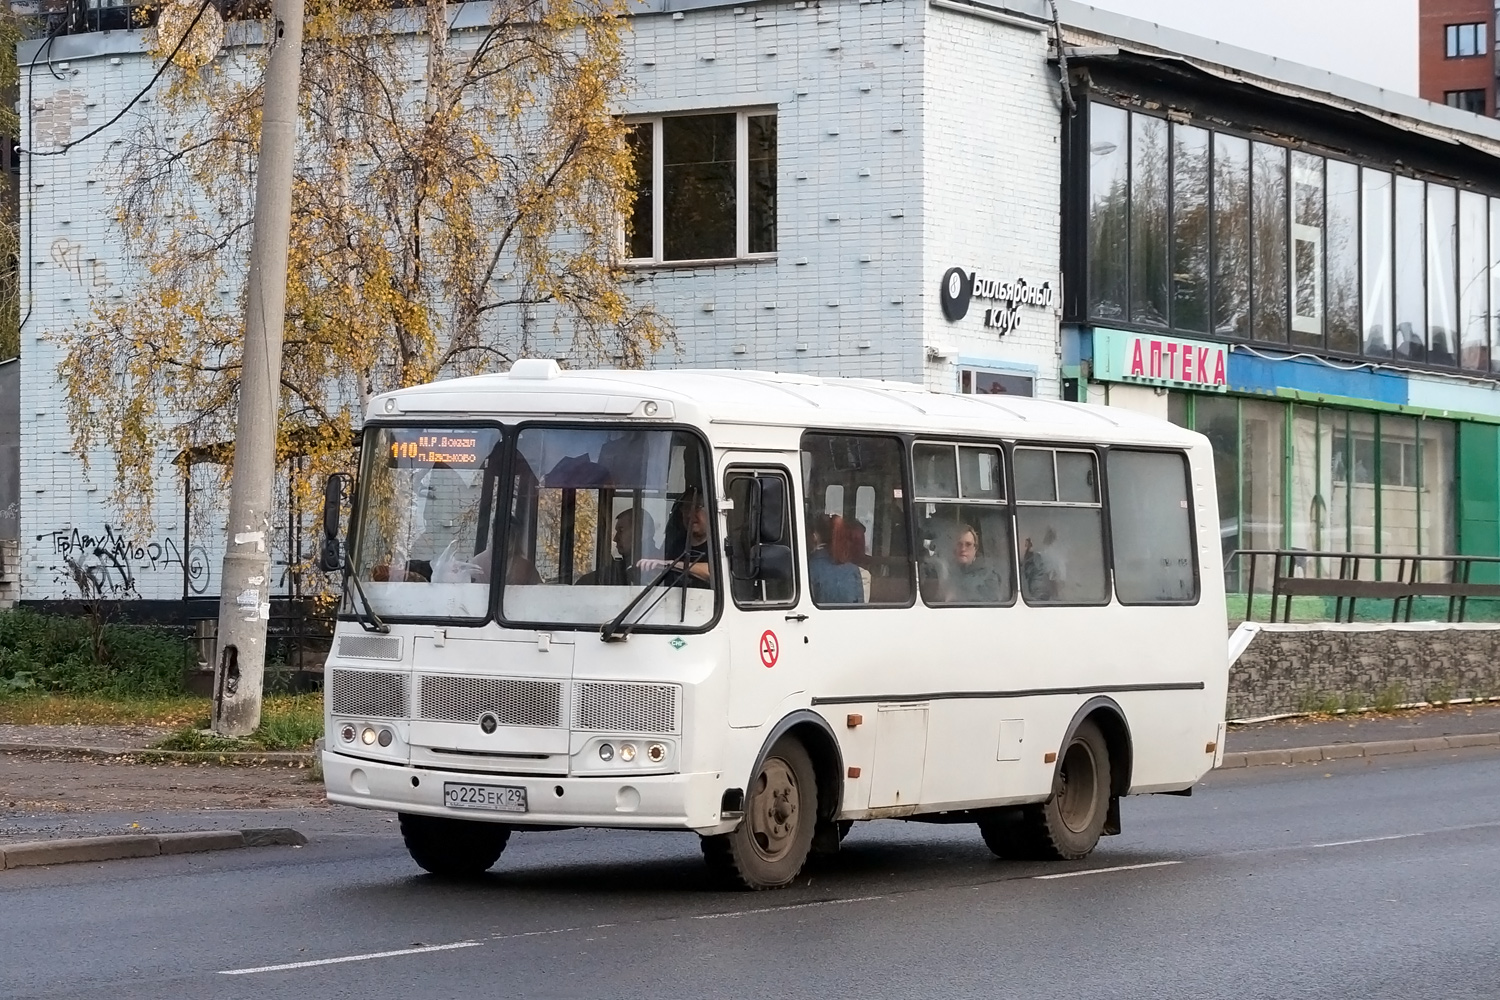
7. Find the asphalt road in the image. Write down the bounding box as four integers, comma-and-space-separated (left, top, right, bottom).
5, 747, 1500, 1000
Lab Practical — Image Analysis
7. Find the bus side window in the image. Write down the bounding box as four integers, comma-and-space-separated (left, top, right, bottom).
913, 442, 1015, 607
1015, 447, 1109, 606
801, 433, 914, 606
1107, 450, 1200, 604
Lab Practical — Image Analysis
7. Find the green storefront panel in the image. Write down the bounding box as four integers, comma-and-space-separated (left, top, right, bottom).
1458, 423, 1500, 582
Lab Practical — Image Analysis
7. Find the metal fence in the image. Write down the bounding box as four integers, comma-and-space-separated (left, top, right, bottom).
1230, 549, 1500, 624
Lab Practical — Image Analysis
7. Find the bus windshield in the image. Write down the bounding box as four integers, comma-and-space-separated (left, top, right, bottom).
350, 426, 506, 621
501, 426, 716, 629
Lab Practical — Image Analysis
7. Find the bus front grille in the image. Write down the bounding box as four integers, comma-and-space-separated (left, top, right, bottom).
418, 675, 563, 728
336, 635, 403, 661
328, 669, 408, 719
573, 682, 679, 735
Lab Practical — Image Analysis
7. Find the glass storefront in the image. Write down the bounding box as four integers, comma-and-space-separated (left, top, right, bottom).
1166, 393, 1457, 589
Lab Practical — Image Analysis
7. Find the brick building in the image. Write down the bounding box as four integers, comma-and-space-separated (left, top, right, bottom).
15, 0, 1500, 613
1418, 0, 1497, 115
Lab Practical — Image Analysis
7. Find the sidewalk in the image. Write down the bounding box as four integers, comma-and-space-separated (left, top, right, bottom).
1224, 702, 1500, 752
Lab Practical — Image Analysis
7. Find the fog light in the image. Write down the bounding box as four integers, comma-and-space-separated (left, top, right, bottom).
340, 724, 356, 743
598, 743, 614, 761
361, 727, 377, 745
647, 742, 666, 763
619, 743, 637, 762
378, 729, 393, 747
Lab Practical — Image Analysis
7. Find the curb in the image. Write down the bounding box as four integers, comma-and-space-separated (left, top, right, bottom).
0, 742, 316, 765
1217, 731, 1500, 769
0, 828, 308, 871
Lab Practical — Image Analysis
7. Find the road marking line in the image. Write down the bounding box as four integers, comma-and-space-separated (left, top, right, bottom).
1311, 833, 1419, 849
218, 941, 483, 975
694, 895, 885, 919
1033, 860, 1182, 880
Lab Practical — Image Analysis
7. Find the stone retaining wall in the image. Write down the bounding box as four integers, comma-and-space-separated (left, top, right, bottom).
1229, 623, 1500, 721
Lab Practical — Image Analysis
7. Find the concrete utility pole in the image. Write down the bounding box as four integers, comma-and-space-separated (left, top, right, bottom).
212, 0, 305, 736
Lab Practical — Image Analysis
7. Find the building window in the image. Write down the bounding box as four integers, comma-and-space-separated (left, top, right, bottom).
959, 368, 1035, 396
1445, 23, 1487, 58
625, 110, 777, 264
1445, 89, 1487, 114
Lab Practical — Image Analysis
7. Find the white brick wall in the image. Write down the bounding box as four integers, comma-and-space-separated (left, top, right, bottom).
16, 0, 1066, 602
918, 6, 1062, 395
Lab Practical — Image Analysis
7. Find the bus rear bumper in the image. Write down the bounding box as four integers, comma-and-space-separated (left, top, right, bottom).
323, 751, 728, 833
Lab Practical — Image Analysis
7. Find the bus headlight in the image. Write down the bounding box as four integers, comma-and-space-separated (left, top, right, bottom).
340, 724, 356, 743
599, 743, 614, 762
619, 743, 637, 762
647, 743, 666, 763
361, 727, 377, 745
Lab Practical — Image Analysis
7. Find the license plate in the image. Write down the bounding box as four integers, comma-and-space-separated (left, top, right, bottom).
443, 783, 528, 813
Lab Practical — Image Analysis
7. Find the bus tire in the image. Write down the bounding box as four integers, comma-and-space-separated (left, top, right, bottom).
1017, 719, 1112, 861
399, 813, 510, 877
701, 737, 818, 890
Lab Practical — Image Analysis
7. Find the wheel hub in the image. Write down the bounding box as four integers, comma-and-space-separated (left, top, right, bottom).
748, 756, 799, 862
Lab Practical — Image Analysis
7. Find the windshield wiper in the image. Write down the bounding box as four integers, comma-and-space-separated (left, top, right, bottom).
599, 560, 686, 642
341, 561, 390, 634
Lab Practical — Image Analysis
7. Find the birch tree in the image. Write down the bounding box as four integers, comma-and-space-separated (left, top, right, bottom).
58, 0, 664, 534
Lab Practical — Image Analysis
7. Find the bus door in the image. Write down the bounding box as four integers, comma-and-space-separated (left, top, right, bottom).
720, 461, 806, 729
796, 432, 930, 811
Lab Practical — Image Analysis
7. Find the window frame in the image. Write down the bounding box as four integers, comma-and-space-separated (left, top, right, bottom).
1445, 22, 1487, 58
724, 465, 800, 611
623, 107, 779, 266
1105, 447, 1202, 607
911, 439, 1018, 609
1444, 89, 1487, 114
799, 429, 918, 610
1078, 96, 1500, 380
341, 418, 509, 629
1010, 443, 1113, 608
493, 420, 725, 635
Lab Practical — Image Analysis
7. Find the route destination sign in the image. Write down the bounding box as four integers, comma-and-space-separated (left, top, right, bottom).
388, 430, 487, 467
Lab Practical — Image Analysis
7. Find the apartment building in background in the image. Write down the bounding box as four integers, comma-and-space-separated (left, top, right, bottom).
1419, 0, 1498, 114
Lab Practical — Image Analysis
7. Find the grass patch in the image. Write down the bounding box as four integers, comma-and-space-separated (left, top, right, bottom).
0, 691, 323, 751
154, 693, 324, 752
0, 608, 194, 698
0, 694, 211, 727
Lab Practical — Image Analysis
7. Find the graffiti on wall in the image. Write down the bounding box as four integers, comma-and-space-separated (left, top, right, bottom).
50, 237, 113, 293
39, 525, 211, 597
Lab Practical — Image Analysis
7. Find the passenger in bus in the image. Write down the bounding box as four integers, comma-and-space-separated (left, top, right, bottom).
638, 488, 712, 587
1021, 526, 1063, 601
807, 514, 864, 605
467, 532, 541, 585
577, 508, 657, 586
942, 525, 1005, 603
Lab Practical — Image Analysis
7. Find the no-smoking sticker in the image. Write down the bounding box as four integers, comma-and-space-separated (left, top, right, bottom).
759, 630, 779, 669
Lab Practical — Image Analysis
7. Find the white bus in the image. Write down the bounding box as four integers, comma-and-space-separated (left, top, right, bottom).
321, 361, 1228, 889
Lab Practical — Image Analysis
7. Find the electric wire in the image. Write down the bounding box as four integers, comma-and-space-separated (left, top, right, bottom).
20, 0, 217, 158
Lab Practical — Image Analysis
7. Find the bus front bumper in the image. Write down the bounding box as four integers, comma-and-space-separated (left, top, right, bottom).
323, 751, 731, 833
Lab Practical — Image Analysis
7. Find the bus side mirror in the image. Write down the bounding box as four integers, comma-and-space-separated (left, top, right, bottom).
755, 477, 785, 543
751, 543, 793, 581
319, 473, 350, 572
727, 476, 791, 582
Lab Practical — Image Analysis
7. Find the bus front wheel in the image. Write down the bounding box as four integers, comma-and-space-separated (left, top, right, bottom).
702, 737, 818, 890
399, 813, 510, 877
979, 719, 1111, 862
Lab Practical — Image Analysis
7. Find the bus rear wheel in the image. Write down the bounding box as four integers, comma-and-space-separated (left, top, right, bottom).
979, 719, 1111, 862
399, 813, 510, 877
702, 737, 818, 890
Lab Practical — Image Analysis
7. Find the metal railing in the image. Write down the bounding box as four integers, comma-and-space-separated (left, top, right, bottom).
1230, 549, 1500, 624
